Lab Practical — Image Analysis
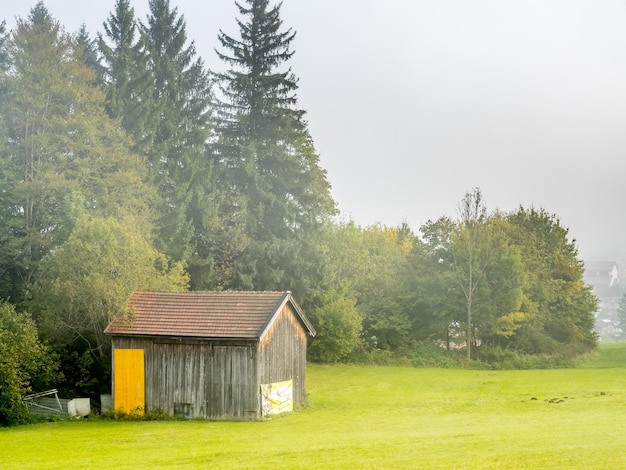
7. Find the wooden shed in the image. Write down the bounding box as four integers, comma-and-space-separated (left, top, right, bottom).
104, 290, 315, 420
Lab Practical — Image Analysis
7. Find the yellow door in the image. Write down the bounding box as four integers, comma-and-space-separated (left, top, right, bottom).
113, 349, 145, 414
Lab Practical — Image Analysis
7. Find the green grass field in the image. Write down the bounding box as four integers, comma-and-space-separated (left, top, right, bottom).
2, 343, 626, 469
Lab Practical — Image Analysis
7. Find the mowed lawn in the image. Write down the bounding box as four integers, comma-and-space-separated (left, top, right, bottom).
2, 344, 626, 469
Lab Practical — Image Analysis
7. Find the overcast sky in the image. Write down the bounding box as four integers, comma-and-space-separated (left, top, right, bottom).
5, 0, 626, 262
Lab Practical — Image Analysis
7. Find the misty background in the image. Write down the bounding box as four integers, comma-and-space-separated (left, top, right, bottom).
6, 0, 626, 262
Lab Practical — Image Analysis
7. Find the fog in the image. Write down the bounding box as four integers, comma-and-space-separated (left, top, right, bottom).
7, 0, 626, 261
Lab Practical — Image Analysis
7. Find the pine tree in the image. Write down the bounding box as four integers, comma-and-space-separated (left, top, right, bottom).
0, 20, 9, 155
100, 0, 214, 262
76, 24, 105, 81
214, 0, 335, 290
139, 0, 214, 261
98, 0, 155, 149
0, 20, 9, 73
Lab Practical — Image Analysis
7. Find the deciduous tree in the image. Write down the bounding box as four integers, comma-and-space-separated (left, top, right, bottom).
410, 217, 464, 348
0, 3, 151, 303
307, 286, 362, 363
451, 188, 492, 359
506, 207, 597, 352
34, 215, 189, 362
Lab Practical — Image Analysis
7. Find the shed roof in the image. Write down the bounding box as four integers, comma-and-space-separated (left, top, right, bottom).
104, 290, 315, 340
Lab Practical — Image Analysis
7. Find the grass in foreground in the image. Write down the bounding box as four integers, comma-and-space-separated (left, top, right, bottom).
2, 343, 626, 469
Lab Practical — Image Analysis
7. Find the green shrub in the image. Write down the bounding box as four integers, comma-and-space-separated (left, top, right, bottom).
0, 302, 57, 426
100, 407, 174, 421
476, 342, 596, 370
410, 341, 468, 368
308, 291, 362, 363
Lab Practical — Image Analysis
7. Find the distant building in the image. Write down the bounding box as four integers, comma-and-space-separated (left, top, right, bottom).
584, 261, 619, 291
584, 261, 623, 341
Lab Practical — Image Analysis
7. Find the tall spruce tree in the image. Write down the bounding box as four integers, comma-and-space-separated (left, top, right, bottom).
0, 20, 8, 155
0, 21, 8, 73
139, 0, 214, 261
98, 0, 155, 150
99, 0, 214, 263
214, 0, 335, 291
76, 24, 104, 81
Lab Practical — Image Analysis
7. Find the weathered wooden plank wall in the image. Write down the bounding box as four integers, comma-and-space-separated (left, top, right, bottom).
112, 337, 259, 420
258, 304, 308, 404
204, 343, 258, 419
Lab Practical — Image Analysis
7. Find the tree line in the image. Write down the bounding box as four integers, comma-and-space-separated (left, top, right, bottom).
0, 0, 598, 425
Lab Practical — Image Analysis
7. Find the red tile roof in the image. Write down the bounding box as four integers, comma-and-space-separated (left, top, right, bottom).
104, 290, 315, 339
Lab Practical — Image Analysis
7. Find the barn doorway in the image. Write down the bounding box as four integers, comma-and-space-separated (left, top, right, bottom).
113, 349, 145, 414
